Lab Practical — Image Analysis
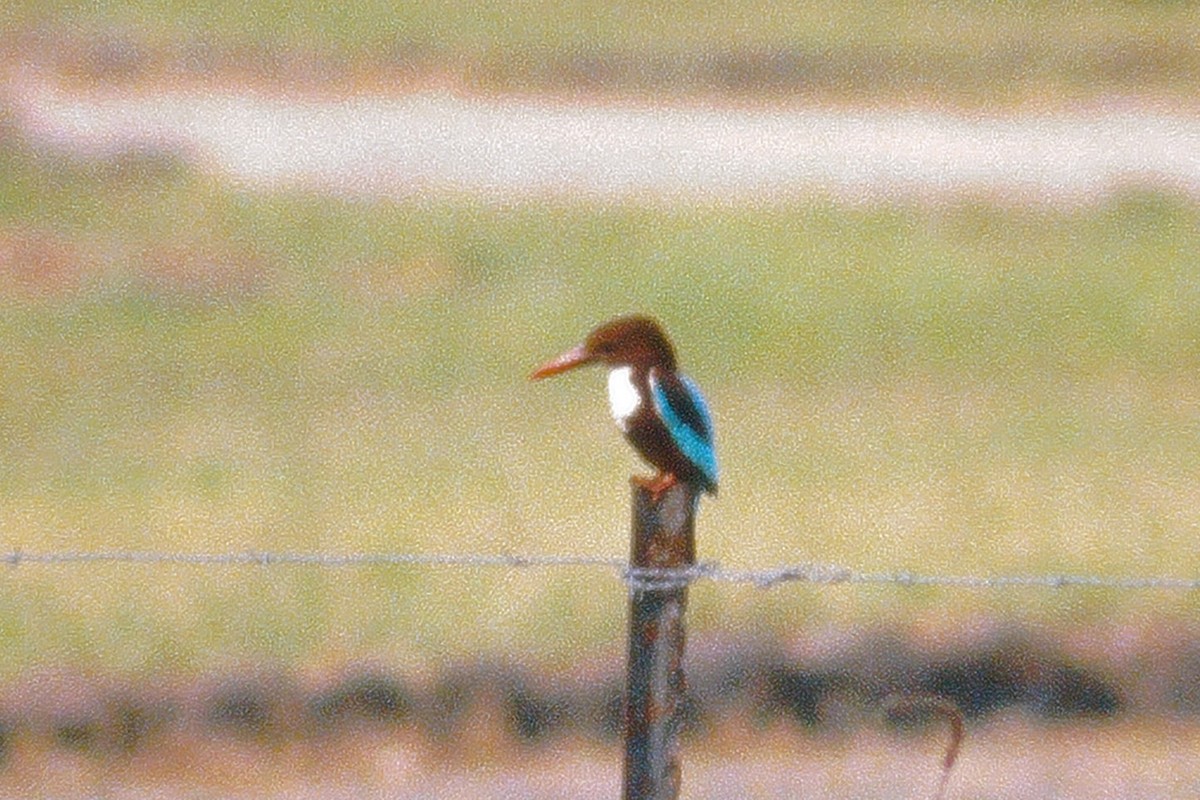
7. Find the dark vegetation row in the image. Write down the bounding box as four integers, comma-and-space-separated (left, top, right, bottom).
1, 625, 1196, 764
5, 28, 1197, 101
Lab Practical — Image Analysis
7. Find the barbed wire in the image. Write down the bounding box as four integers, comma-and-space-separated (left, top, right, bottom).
2, 549, 1198, 593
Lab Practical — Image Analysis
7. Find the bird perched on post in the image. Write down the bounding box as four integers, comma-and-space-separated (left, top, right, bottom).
531, 315, 717, 498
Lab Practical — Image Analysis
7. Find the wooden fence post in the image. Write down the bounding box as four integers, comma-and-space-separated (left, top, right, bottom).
622, 482, 696, 800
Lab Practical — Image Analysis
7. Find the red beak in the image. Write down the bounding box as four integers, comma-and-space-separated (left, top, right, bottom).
530, 343, 594, 380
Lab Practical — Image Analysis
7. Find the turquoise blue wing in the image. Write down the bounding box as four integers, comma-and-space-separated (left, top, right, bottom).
650, 370, 719, 492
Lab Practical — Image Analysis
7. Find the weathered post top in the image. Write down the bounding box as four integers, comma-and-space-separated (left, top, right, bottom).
630, 482, 696, 568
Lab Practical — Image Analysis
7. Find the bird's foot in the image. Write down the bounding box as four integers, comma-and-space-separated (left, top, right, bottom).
632, 472, 678, 501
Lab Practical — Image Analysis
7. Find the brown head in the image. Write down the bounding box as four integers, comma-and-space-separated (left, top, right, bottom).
530, 315, 678, 379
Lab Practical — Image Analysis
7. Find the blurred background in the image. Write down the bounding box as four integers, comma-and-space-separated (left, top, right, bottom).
1, 2, 1200, 797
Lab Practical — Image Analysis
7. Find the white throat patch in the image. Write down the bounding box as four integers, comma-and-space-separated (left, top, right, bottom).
607, 366, 641, 432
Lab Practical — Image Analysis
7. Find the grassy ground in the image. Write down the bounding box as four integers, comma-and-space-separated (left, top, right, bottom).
1, 124, 1199, 673
4, 2, 1200, 103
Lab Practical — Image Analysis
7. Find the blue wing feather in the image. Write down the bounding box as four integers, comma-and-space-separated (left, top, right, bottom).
650, 370, 719, 491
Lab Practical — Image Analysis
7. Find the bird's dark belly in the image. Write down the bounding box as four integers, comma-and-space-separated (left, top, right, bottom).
624, 410, 703, 484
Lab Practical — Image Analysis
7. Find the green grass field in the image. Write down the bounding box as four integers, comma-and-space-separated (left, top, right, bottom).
1, 129, 1198, 674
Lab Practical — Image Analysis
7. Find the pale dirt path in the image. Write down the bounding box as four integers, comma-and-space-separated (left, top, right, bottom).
0, 722, 1194, 799
7, 71, 1200, 204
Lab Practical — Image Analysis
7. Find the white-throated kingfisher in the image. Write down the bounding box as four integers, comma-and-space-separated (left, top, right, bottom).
531, 315, 718, 498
